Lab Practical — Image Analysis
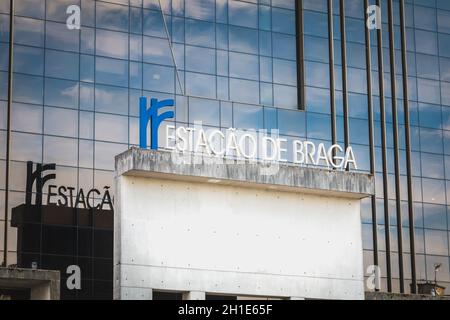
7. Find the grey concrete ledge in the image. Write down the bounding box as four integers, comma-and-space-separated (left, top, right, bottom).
365, 291, 450, 300
115, 148, 374, 199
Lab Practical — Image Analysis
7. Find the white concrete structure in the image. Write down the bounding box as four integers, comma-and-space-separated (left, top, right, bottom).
114, 148, 374, 300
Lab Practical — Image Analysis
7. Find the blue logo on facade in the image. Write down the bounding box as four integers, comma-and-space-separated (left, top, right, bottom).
139, 97, 175, 150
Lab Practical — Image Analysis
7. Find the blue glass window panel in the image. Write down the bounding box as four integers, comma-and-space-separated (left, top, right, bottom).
347, 42, 366, 69
445, 130, 450, 155
44, 78, 79, 109
11, 103, 43, 134
421, 153, 445, 180
216, 24, 229, 50
425, 230, 449, 256
260, 57, 272, 82
416, 54, 439, 80
95, 142, 128, 170
417, 78, 441, 104
262, 107, 276, 131
272, 0, 295, 10
229, 0, 257, 28
14, 45, 44, 76
419, 103, 442, 129
348, 67, 367, 94
96, 57, 129, 87
186, 19, 215, 47
95, 113, 129, 144
185, 0, 215, 21
438, 10, 450, 34
304, 36, 328, 63
259, 5, 271, 31
346, 18, 366, 44
219, 101, 232, 128
45, 49, 79, 81
352, 145, 371, 172
13, 74, 43, 105
96, 29, 129, 59
186, 46, 216, 74
80, 83, 94, 111
229, 52, 259, 81
96, 1, 129, 32
44, 106, 78, 138
274, 85, 297, 110
415, 30, 438, 55
307, 112, 331, 140
81, 27, 95, 55
46, 0, 76, 22
14, 16, 44, 47
79, 111, 94, 140
349, 118, 369, 145
95, 84, 128, 115
0, 14, 9, 43
305, 86, 330, 114
439, 33, 450, 58
230, 78, 259, 105
186, 72, 216, 99
174, 43, 185, 70
130, 62, 143, 89
305, 61, 329, 89
438, 0, 450, 10
143, 36, 173, 66
229, 26, 258, 54
348, 93, 368, 119
259, 31, 272, 56
303, 11, 328, 37
46, 21, 79, 52
272, 7, 295, 35
278, 109, 305, 137
414, 5, 437, 31
143, 9, 166, 38
130, 7, 143, 34
233, 104, 264, 130
44, 136, 78, 167
303, 0, 327, 12
80, 55, 95, 82
217, 76, 229, 101
11, 132, 42, 162
422, 178, 446, 205
81, 0, 95, 27
216, 0, 228, 23
172, 17, 185, 43
217, 50, 228, 76
189, 97, 219, 126
260, 82, 273, 106
345, 0, 363, 19
17, 0, 45, 19
272, 33, 296, 60
144, 0, 170, 13
420, 128, 443, 154
143, 64, 175, 94
440, 57, 450, 82
273, 59, 296, 86
130, 34, 143, 61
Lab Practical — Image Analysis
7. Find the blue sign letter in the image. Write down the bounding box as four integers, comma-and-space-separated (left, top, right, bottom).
139, 97, 175, 150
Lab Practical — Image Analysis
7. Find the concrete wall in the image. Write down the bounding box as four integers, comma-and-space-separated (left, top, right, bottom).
114, 149, 374, 300
115, 176, 365, 300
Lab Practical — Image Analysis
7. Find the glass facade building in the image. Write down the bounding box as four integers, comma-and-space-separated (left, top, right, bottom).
1, 0, 450, 298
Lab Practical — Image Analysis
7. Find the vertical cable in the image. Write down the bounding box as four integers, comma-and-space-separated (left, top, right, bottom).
296, 0, 305, 110
388, 0, 404, 293
364, 0, 379, 284
3, 0, 14, 268
328, 0, 336, 147
399, 0, 417, 294
376, 0, 392, 292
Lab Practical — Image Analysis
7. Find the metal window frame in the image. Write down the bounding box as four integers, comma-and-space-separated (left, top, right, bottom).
376, 0, 392, 292
296, 0, 306, 110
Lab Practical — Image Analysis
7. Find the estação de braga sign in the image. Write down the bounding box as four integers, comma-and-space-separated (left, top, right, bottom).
139, 97, 358, 170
